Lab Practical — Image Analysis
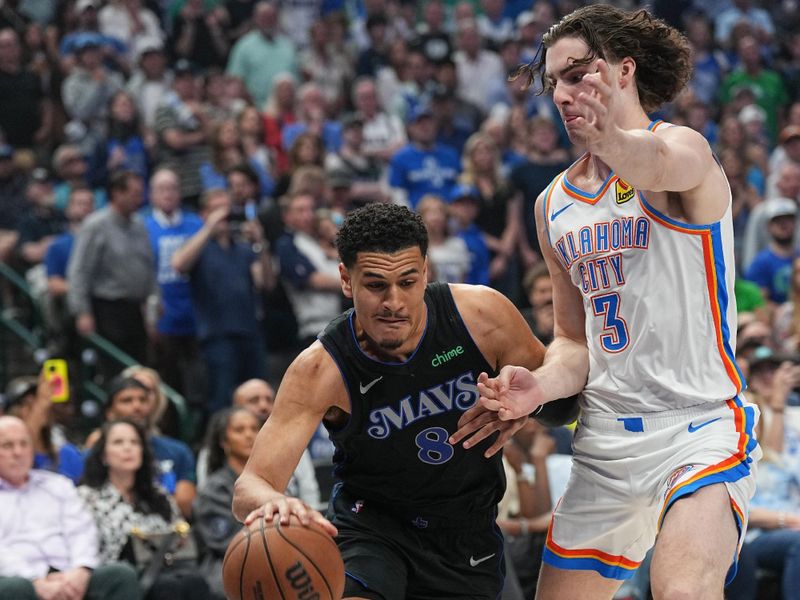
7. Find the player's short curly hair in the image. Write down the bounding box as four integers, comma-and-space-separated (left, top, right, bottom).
337, 203, 428, 268
514, 5, 691, 113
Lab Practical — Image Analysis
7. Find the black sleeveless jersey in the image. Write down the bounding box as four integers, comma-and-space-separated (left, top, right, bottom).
318, 282, 505, 518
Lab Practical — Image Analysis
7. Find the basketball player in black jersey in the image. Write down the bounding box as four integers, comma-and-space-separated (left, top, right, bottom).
233, 203, 546, 600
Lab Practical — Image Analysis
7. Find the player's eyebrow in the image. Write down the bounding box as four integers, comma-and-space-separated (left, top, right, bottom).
363, 267, 419, 279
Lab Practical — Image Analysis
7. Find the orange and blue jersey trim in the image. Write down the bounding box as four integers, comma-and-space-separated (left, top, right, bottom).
560, 157, 618, 205
656, 396, 757, 584
542, 512, 642, 580
636, 193, 746, 394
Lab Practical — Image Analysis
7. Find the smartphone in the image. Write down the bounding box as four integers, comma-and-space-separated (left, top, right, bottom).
43, 359, 69, 403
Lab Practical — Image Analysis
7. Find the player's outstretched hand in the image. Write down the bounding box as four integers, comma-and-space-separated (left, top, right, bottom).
574, 58, 620, 152
477, 365, 544, 420
244, 494, 338, 537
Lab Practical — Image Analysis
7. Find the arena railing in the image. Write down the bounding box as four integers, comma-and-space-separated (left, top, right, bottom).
0, 261, 193, 442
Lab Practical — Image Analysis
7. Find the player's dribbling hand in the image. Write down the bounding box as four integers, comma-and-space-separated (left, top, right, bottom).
244, 495, 338, 537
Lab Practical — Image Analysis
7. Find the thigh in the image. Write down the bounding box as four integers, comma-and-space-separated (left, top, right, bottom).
0, 576, 36, 600
651, 483, 738, 596
535, 563, 622, 600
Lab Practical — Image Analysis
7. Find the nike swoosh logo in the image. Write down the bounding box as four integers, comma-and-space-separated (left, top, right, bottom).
550, 203, 574, 222
359, 376, 383, 394
687, 417, 721, 433
469, 553, 496, 567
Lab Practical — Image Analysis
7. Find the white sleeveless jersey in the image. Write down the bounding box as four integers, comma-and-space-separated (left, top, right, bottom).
543, 129, 744, 415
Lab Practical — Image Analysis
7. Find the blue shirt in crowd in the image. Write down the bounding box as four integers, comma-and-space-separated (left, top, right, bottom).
389, 143, 460, 210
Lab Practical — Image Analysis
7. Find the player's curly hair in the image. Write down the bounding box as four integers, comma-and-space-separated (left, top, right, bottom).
512, 5, 691, 113
337, 203, 428, 268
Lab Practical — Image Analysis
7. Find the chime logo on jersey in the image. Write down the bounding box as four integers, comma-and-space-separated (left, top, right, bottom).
616, 179, 634, 204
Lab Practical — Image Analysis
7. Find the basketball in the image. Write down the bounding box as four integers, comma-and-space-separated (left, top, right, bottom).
222, 516, 345, 600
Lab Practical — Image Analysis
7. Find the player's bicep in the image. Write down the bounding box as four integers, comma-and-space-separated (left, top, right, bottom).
244, 347, 343, 492
534, 193, 586, 344
653, 126, 717, 193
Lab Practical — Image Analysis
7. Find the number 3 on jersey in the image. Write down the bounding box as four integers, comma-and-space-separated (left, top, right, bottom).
591, 292, 629, 353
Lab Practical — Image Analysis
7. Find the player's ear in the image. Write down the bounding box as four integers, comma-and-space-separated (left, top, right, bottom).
339, 263, 353, 298
619, 57, 636, 89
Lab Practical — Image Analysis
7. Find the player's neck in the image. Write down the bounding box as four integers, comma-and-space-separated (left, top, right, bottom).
354, 309, 428, 363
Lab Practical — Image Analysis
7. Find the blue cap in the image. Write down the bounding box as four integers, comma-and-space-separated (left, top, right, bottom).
0, 144, 13, 159
74, 31, 104, 51
449, 183, 478, 203
405, 103, 434, 125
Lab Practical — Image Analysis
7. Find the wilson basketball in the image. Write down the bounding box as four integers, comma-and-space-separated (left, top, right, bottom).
222, 516, 345, 600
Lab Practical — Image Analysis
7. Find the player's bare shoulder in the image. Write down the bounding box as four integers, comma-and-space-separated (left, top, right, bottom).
449, 283, 544, 370
282, 341, 350, 416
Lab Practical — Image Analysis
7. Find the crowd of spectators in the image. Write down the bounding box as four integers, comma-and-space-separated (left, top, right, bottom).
2, 0, 800, 598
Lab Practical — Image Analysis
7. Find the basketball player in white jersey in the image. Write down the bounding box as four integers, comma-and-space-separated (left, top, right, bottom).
453, 5, 761, 600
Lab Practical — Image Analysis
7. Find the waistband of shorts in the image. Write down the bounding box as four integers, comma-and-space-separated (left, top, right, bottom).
578, 399, 736, 433
334, 485, 497, 530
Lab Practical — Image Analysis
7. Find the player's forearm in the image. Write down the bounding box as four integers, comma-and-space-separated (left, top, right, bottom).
534, 336, 589, 402
232, 471, 285, 522
592, 128, 669, 191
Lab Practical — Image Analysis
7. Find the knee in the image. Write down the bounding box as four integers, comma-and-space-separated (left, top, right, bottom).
95, 562, 142, 589
651, 578, 721, 600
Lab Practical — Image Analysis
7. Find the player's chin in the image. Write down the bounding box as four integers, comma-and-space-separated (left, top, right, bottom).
377, 335, 405, 350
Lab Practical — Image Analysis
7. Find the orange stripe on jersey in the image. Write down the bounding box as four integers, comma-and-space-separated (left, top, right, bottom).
545, 528, 641, 570
560, 173, 618, 205
637, 198, 744, 393
657, 399, 749, 526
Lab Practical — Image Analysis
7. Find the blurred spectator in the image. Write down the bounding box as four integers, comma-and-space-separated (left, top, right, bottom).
685, 12, 730, 106
172, 188, 273, 415
281, 82, 343, 154
275, 191, 342, 346
738, 102, 769, 152
352, 76, 407, 168
388, 102, 460, 209
262, 72, 297, 175
237, 105, 272, 177
454, 18, 503, 114
98, 0, 163, 63
0, 145, 29, 262
324, 112, 387, 204
720, 34, 789, 144
299, 18, 352, 112
718, 148, 761, 263
742, 162, 800, 270
44, 185, 95, 352
62, 33, 125, 150
714, 0, 775, 48
126, 39, 171, 131
227, 163, 271, 233
0, 27, 52, 150
0, 415, 141, 600
430, 78, 482, 154
4, 375, 85, 483
745, 197, 800, 306
477, 0, 513, 50
170, 0, 229, 70
89, 374, 198, 518
768, 125, 800, 194
67, 171, 156, 366
415, 0, 452, 65
79, 418, 211, 600
510, 116, 571, 270
59, 1, 128, 74
448, 184, 490, 285
15, 167, 65, 270
52, 143, 108, 211
716, 113, 768, 194
355, 13, 390, 77
774, 257, 800, 354
224, 0, 256, 43
418, 194, 470, 283
460, 131, 520, 296
102, 90, 151, 185
154, 59, 210, 207
226, 1, 297, 109
143, 168, 203, 398
200, 117, 272, 197
684, 99, 719, 148
194, 406, 259, 597
521, 263, 554, 346
274, 130, 325, 199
